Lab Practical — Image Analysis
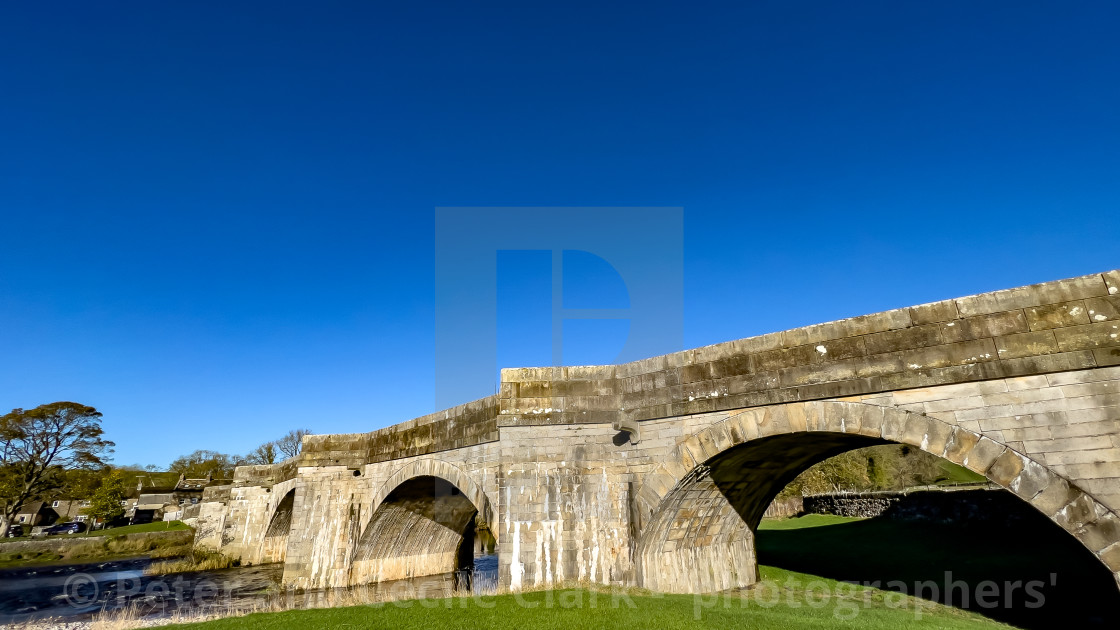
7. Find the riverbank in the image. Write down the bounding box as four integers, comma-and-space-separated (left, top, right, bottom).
7, 566, 1011, 630
0, 529, 194, 569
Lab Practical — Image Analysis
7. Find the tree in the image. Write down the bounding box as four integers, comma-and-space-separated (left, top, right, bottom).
0, 402, 114, 537
169, 450, 237, 479
275, 429, 312, 460
84, 469, 128, 525
61, 467, 106, 499
244, 441, 278, 465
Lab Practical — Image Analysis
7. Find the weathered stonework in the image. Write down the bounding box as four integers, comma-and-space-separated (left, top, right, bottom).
196, 270, 1120, 593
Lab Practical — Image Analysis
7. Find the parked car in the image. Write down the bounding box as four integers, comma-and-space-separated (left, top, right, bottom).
6, 524, 23, 538
45, 522, 84, 535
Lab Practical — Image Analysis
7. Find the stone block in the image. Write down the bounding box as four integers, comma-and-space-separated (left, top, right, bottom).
899, 339, 999, 371
1000, 350, 1097, 377
994, 330, 1059, 360
707, 355, 753, 379
919, 418, 954, 454
963, 437, 1006, 474
731, 333, 785, 355
1025, 434, 1116, 453
1027, 475, 1077, 516
1031, 273, 1111, 304
855, 404, 886, 438
863, 323, 945, 355
909, 299, 959, 325
880, 408, 909, 442
721, 372, 780, 395
751, 345, 818, 372
1007, 456, 1050, 500
1054, 321, 1120, 352
1099, 542, 1120, 572
1094, 347, 1120, 367
899, 414, 932, 448
1084, 296, 1120, 323
1054, 492, 1098, 533
955, 286, 1037, 318
821, 404, 853, 433
1078, 511, 1120, 553
1104, 270, 1120, 295
1025, 301, 1092, 331
794, 378, 882, 401
986, 449, 1026, 487
780, 309, 911, 347
940, 310, 1030, 342
943, 428, 980, 464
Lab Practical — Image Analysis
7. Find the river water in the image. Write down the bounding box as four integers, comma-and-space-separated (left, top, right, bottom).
0, 554, 499, 625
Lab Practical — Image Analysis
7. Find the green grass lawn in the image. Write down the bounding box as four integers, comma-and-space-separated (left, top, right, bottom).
172, 567, 1010, 630
1, 519, 190, 544
757, 513, 862, 530
90, 520, 192, 536
936, 459, 988, 485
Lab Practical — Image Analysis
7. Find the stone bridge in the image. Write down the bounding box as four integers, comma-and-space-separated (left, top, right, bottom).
195, 269, 1120, 593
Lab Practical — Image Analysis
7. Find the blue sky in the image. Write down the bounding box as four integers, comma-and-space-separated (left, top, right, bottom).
1, 2, 1117, 467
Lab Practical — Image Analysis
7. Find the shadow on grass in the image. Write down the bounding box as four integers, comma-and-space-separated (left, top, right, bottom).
757, 511, 1119, 630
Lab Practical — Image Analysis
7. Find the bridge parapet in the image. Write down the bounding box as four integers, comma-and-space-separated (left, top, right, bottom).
299, 395, 500, 467
232, 459, 300, 488
499, 270, 1120, 427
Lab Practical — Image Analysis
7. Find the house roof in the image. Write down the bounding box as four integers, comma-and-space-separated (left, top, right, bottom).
137, 492, 175, 502
16, 501, 50, 516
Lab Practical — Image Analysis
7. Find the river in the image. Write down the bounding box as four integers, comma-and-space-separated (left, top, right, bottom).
0, 554, 499, 625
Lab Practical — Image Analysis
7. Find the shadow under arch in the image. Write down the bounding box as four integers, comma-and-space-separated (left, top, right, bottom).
259, 488, 296, 564
634, 400, 1120, 594
350, 459, 495, 585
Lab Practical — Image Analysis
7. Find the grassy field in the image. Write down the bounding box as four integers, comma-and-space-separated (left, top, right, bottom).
757, 513, 1119, 629
0, 521, 194, 568
171, 566, 1010, 630
936, 459, 988, 485
1, 519, 190, 543
91, 520, 192, 536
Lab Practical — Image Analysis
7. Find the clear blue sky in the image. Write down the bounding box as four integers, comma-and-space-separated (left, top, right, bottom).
1, 2, 1117, 467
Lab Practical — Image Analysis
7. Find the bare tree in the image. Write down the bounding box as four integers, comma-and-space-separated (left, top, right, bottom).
0, 402, 113, 537
244, 441, 278, 465
275, 429, 312, 460
168, 450, 238, 479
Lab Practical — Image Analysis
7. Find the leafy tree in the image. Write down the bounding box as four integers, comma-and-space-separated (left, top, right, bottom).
244, 441, 278, 465
0, 402, 113, 537
61, 467, 107, 499
84, 469, 128, 525
275, 429, 312, 460
169, 450, 237, 479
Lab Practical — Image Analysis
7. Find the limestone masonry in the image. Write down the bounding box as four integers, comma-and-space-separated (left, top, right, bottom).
195, 269, 1120, 593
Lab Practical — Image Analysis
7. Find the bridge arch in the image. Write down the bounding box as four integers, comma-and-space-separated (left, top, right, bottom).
351, 459, 495, 585
247, 476, 300, 565
634, 400, 1120, 593
259, 487, 296, 564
